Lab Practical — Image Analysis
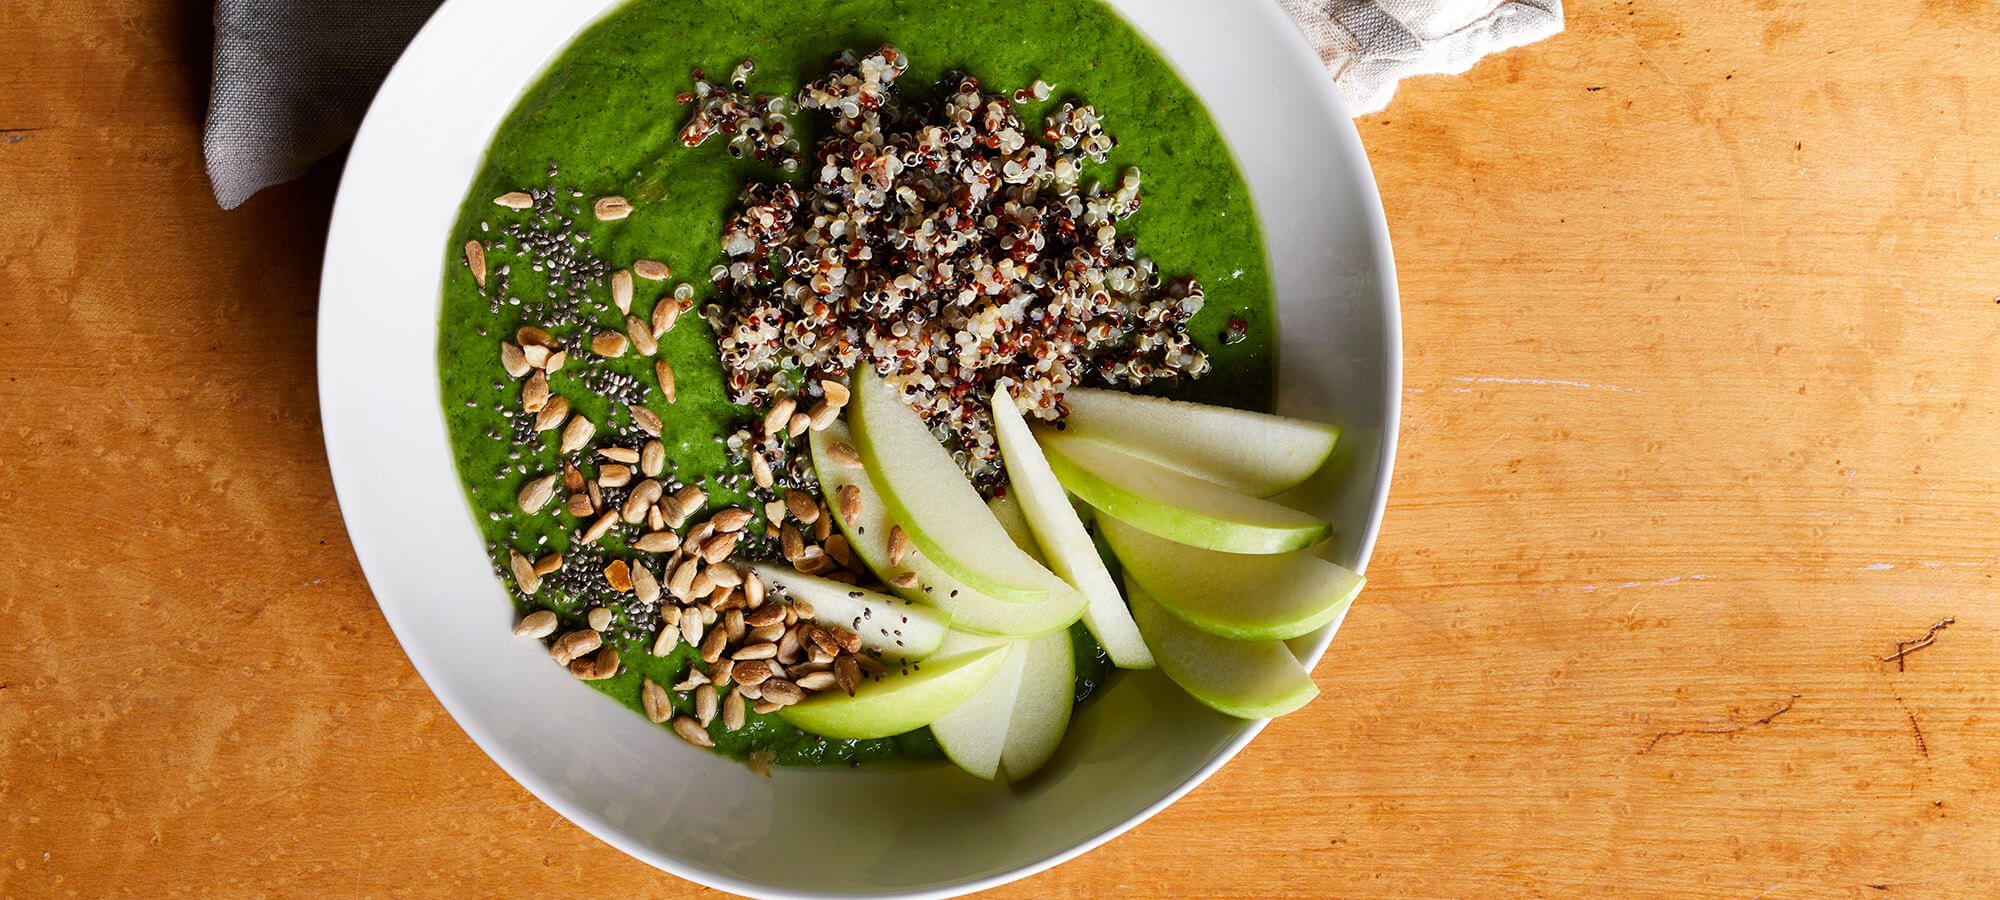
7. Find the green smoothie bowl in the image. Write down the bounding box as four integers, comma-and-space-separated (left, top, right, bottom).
319, 0, 1398, 895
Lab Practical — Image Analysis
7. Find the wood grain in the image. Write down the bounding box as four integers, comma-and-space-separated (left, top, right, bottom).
4, 0, 1997, 895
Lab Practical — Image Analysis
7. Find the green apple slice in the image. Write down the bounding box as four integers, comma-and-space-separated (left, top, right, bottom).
848, 369, 1047, 601
998, 624, 1074, 781
777, 645, 1008, 740
810, 422, 1088, 637
929, 627, 1075, 782
927, 632, 1025, 780
1100, 516, 1362, 641
1061, 387, 1340, 497
749, 564, 950, 660
993, 389, 1153, 669
1127, 576, 1320, 719
1041, 432, 1333, 554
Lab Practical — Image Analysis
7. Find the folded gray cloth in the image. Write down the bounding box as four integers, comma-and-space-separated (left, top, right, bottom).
204, 0, 440, 208
202, 0, 1559, 209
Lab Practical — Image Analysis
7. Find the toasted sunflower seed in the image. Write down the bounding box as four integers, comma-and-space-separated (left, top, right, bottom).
626, 315, 657, 356
820, 379, 851, 407
550, 629, 600, 666
571, 645, 619, 680
630, 403, 664, 437
699, 625, 728, 663
744, 603, 784, 628
702, 533, 739, 565
494, 191, 534, 209
652, 624, 680, 657
753, 699, 783, 715
516, 474, 558, 514
836, 484, 861, 523
796, 547, 832, 576
500, 342, 532, 378
732, 658, 774, 686
632, 531, 680, 553
592, 331, 629, 358
670, 557, 700, 600
888, 571, 920, 590
827, 441, 861, 467
760, 678, 805, 707
710, 508, 753, 533
652, 298, 682, 336
562, 461, 584, 493
623, 479, 663, 524
581, 511, 617, 544
522, 343, 551, 369
655, 360, 676, 403
710, 657, 735, 686
544, 350, 567, 373
796, 670, 838, 692
744, 570, 765, 609
464, 240, 486, 287
763, 397, 796, 439
598, 464, 633, 488
785, 489, 819, 524
533, 396, 570, 432
680, 608, 703, 645
640, 439, 666, 477
732, 642, 778, 661
750, 451, 773, 488
610, 268, 635, 314
820, 535, 852, 571
673, 485, 707, 514
723, 689, 746, 731
695, 683, 718, 726
599, 446, 640, 463
631, 562, 660, 604
560, 416, 595, 453
633, 259, 670, 280
835, 655, 860, 696
673, 667, 709, 692
887, 526, 911, 567
813, 509, 832, 541
565, 492, 594, 517
827, 625, 863, 655
587, 606, 614, 631
594, 196, 634, 221
808, 400, 839, 431
788, 412, 811, 438
514, 609, 558, 639
641, 678, 672, 723
517, 326, 556, 348
533, 552, 563, 576
780, 522, 805, 561
673, 716, 713, 748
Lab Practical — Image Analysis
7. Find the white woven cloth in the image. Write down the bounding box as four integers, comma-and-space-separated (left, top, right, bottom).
1280, 0, 1563, 115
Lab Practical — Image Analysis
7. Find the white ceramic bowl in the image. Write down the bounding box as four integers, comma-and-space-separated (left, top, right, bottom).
319, 0, 1399, 895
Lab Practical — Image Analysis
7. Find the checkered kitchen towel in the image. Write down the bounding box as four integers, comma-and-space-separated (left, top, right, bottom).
202, 0, 1562, 208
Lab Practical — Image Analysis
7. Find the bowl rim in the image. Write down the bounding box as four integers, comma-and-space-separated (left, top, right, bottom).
318, 0, 1399, 895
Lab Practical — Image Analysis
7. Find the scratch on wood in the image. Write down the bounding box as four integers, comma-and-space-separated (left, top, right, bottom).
1641, 694, 1801, 754
1896, 697, 1929, 759
1881, 616, 1955, 671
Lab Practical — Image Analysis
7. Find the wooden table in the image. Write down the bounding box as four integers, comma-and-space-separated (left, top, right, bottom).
5, 1, 1997, 895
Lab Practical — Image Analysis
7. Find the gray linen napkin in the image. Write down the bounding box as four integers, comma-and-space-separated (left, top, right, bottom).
204, 1, 441, 208
202, 0, 1559, 209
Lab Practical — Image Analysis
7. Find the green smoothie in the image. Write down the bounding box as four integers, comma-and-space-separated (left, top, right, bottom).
439, 0, 1275, 767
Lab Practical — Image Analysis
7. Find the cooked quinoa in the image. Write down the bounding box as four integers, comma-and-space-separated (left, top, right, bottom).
684, 46, 1212, 488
